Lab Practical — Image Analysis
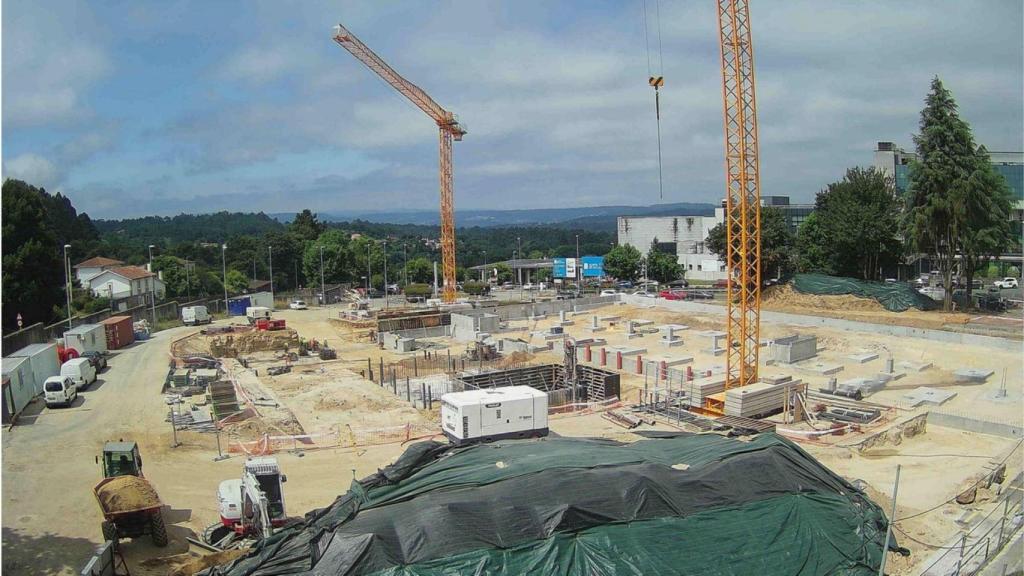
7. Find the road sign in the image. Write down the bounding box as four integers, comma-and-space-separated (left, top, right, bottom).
16, 313, 23, 328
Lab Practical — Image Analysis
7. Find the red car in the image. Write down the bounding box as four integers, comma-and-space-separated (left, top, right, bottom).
659, 289, 687, 300
713, 279, 730, 289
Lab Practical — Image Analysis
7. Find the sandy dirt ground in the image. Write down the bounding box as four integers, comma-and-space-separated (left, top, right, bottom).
3, 302, 1020, 575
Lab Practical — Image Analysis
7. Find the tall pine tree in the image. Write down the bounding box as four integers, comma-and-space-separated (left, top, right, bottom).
905, 77, 981, 311
960, 145, 1014, 304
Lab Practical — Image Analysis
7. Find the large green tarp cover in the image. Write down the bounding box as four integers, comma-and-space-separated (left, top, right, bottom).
204, 434, 904, 576
792, 273, 938, 312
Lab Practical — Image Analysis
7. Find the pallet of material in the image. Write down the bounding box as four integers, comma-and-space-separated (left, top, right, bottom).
192, 368, 220, 386
683, 375, 726, 408
171, 369, 191, 388
209, 381, 241, 418
724, 382, 791, 418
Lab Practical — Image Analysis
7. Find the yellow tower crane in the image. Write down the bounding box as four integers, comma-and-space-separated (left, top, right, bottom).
332, 24, 465, 303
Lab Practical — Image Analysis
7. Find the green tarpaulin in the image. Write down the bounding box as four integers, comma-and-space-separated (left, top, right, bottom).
204, 433, 905, 576
792, 273, 938, 312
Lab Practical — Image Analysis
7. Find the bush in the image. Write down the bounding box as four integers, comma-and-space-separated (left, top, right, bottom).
463, 281, 490, 296
404, 283, 432, 297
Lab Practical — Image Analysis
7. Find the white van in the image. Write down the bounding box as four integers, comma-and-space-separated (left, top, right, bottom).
246, 306, 272, 324
182, 305, 211, 326
61, 357, 97, 391
44, 376, 78, 408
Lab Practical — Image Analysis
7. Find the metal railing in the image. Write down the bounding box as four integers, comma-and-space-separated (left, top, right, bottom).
917, 472, 1024, 575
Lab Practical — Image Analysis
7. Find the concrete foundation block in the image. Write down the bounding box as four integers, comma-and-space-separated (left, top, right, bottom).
847, 352, 879, 364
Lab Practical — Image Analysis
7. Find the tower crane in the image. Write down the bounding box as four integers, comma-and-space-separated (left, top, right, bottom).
708, 0, 762, 414
332, 24, 465, 303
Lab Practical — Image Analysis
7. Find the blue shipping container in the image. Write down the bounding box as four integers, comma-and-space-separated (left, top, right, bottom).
227, 296, 251, 316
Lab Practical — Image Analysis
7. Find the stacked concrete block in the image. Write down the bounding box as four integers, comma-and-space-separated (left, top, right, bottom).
771, 335, 817, 364
724, 382, 786, 418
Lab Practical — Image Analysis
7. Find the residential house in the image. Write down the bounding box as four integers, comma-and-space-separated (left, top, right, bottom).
85, 266, 166, 301
73, 257, 125, 288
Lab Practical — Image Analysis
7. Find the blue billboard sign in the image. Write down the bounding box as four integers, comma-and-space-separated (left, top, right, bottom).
581, 256, 604, 277
552, 257, 579, 278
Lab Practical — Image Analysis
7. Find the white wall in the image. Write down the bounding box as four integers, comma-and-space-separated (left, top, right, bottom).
617, 212, 727, 281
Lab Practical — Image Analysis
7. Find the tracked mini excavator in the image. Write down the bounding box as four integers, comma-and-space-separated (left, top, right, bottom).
204, 457, 288, 549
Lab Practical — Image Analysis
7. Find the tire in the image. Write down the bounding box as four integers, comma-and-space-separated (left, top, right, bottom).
101, 520, 118, 542
150, 510, 169, 547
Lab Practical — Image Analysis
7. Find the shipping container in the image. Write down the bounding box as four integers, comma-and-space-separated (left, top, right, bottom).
441, 386, 548, 446
2, 357, 36, 424
248, 291, 274, 310
9, 342, 61, 394
100, 315, 135, 350
62, 324, 108, 356
227, 296, 251, 316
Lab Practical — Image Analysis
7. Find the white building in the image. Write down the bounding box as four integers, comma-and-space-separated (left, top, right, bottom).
617, 209, 727, 281
85, 265, 166, 300
73, 257, 125, 288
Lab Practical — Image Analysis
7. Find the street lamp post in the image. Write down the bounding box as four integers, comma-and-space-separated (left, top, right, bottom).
481, 251, 486, 282
184, 259, 191, 301
517, 237, 522, 302
63, 244, 73, 329
222, 244, 228, 313
319, 245, 326, 306
575, 234, 581, 294
403, 244, 409, 287
383, 240, 389, 311
366, 243, 372, 295
148, 245, 157, 326
268, 245, 274, 300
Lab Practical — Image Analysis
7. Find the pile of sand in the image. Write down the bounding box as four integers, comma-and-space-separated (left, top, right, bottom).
95, 475, 161, 513
762, 284, 888, 312
496, 351, 534, 368
142, 549, 248, 576
210, 330, 300, 357
222, 416, 304, 439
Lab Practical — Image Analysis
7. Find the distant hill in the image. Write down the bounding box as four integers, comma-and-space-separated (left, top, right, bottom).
270, 202, 717, 231
94, 211, 284, 244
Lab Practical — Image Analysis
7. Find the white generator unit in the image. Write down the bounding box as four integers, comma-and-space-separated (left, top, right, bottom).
441, 386, 548, 446
245, 307, 272, 324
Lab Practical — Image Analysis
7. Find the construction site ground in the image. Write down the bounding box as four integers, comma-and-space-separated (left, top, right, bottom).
2, 301, 1021, 575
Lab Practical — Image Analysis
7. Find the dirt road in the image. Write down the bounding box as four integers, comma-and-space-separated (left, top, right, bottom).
0, 321, 412, 575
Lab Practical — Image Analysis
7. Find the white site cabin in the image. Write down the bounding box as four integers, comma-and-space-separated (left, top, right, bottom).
441, 386, 548, 446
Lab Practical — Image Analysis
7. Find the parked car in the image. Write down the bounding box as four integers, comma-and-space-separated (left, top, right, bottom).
993, 277, 1019, 289
689, 290, 715, 300
600, 289, 618, 297
555, 292, 578, 300
617, 281, 634, 289
44, 376, 77, 408
633, 290, 658, 298
667, 279, 690, 288
387, 284, 400, 295
713, 279, 730, 289
80, 350, 108, 371
62, 357, 97, 391
523, 283, 536, 290
659, 289, 687, 301
288, 300, 308, 310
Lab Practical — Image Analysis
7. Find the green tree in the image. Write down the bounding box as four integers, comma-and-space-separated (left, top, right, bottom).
493, 262, 513, 283
959, 146, 1015, 304
646, 249, 683, 284
796, 167, 901, 280
303, 232, 348, 288
604, 244, 643, 281
905, 77, 993, 310
288, 209, 324, 241
406, 257, 434, 284
224, 269, 249, 295
706, 207, 794, 280
2, 180, 64, 331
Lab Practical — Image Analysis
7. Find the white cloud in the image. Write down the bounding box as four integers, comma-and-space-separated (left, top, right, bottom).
3, 154, 61, 188
2, 0, 111, 127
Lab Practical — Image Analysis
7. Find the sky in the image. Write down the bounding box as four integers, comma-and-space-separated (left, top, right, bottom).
2, 0, 1022, 219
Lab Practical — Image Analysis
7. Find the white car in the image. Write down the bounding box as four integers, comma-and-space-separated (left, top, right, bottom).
993, 277, 1019, 289
44, 376, 77, 408
600, 289, 618, 297
523, 283, 535, 290
289, 300, 308, 310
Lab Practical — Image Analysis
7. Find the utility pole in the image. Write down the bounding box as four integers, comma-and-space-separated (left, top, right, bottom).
319, 245, 326, 306
403, 244, 409, 286
63, 244, 73, 330
481, 251, 486, 282
268, 245, 274, 301
367, 243, 372, 295
184, 259, 191, 301
148, 245, 157, 326
222, 244, 228, 312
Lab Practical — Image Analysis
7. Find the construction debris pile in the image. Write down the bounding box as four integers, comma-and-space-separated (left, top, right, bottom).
202, 434, 904, 575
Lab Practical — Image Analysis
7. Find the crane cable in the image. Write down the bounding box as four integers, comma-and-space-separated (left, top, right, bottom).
643, 0, 665, 199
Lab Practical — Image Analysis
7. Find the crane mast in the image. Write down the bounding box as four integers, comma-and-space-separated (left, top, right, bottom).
713, 0, 761, 412
332, 24, 465, 303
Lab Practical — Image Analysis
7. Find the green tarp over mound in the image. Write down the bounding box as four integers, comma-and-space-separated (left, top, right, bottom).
204, 434, 904, 576
792, 273, 938, 312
